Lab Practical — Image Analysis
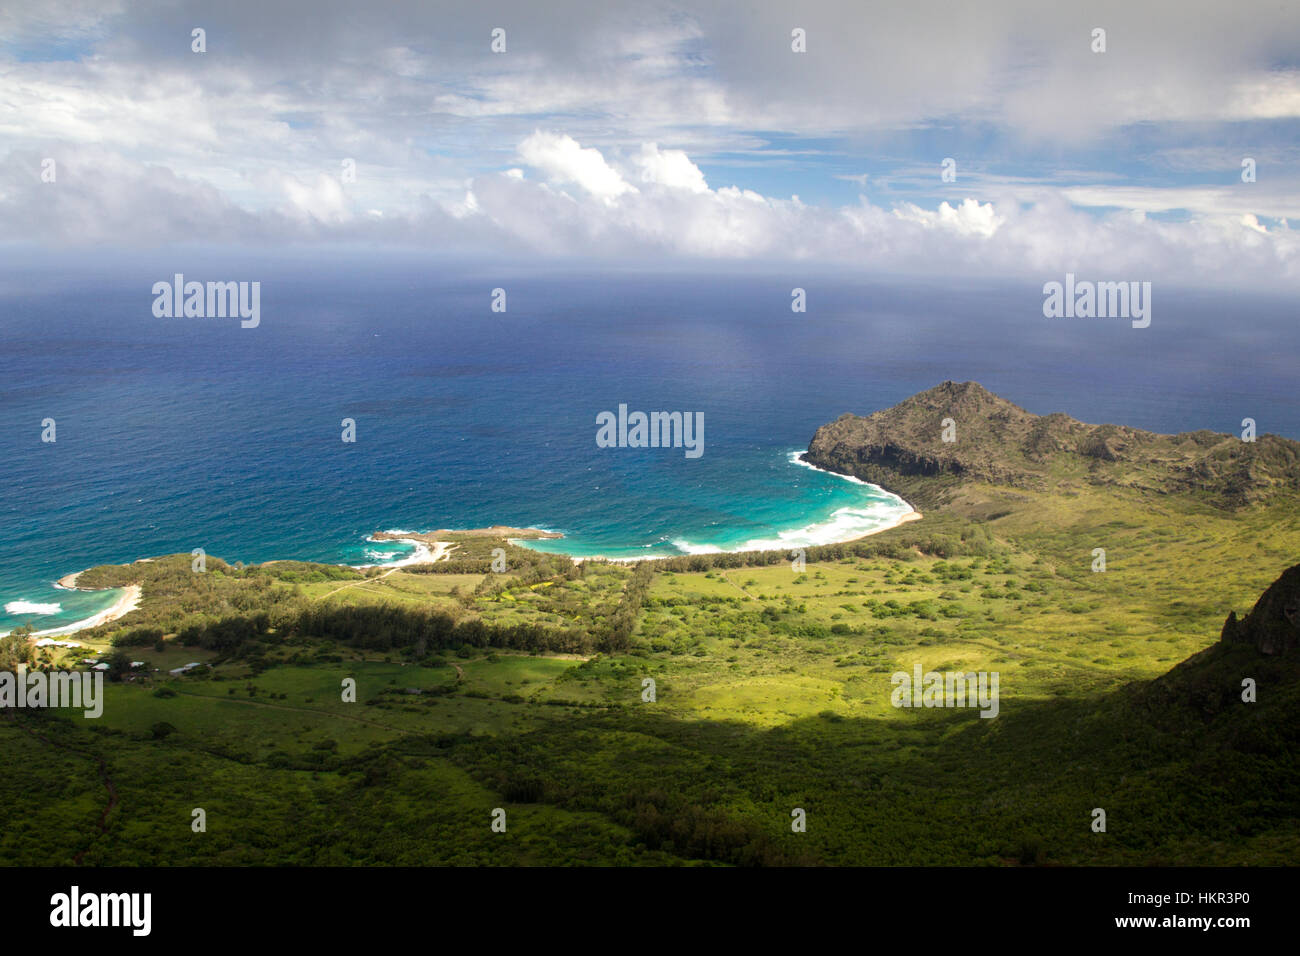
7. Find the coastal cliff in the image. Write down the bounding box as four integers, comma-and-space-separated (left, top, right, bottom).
803, 380, 1300, 510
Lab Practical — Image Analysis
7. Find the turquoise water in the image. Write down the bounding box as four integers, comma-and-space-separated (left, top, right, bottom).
520, 451, 911, 560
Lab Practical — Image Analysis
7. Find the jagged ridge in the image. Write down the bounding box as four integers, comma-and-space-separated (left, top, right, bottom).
1221, 563, 1300, 656
803, 380, 1300, 508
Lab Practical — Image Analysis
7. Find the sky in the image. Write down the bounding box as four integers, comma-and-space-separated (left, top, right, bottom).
2, 0, 1300, 286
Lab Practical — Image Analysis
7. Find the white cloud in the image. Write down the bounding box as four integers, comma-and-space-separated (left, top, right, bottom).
892, 198, 1005, 239
4, 132, 1299, 288
1229, 71, 1300, 119
631, 143, 710, 193
259, 169, 351, 224
517, 131, 637, 202
1057, 184, 1300, 221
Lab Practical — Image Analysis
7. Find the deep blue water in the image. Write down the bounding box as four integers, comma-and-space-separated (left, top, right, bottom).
2, 255, 1296, 632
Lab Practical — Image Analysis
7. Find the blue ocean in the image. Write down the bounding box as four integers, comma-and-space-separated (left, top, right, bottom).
2, 253, 1296, 633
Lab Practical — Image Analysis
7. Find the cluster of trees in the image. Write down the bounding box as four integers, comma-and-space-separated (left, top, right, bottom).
406, 547, 580, 583
176, 602, 604, 656
622, 790, 814, 866
293, 604, 595, 654
406, 559, 495, 574
599, 562, 655, 651
99, 650, 137, 681
75, 554, 307, 640
648, 527, 995, 573
0, 625, 35, 670
178, 612, 273, 652
250, 562, 359, 584
111, 626, 166, 648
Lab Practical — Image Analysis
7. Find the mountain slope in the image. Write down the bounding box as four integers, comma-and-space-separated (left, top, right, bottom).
803, 380, 1300, 510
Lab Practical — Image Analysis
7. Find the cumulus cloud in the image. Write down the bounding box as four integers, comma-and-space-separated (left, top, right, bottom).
892, 199, 1005, 239
517, 131, 637, 202
4, 131, 1298, 287
632, 143, 711, 193
446, 135, 1300, 285
257, 169, 351, 224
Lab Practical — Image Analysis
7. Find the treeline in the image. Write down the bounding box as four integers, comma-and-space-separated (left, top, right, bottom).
600, 561, 655, 651
644, 525, 996, 573
404, 547, 580, 584
404, 559, 495, 574
177, 602, 600, 656
78, 554, 362, 591
111, 626, 166, 648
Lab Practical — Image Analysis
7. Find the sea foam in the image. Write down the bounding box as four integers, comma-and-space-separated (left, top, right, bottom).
663, 451, 913, 554
4, 601, 62, 615
353, 534, 433, 569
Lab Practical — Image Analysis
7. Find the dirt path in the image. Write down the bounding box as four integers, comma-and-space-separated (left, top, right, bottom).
719, 570, 760, 601
322, 542, 454, 600
322, 566, 401, 600
76, 757, 118, 865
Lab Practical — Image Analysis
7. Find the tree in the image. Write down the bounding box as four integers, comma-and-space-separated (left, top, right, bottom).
103, 649, 134, 682
0, 624, 35, 670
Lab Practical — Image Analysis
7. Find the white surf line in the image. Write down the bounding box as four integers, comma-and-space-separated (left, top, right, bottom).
353, 535, 432, 570
351, 534, 456, 572
790, 448, 914, 507
3, 584, 142, 639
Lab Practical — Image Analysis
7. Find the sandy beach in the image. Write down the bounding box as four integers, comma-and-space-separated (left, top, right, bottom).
558, 507, 925, 565
23, 584, 142, 638
880, 509, 924, 532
